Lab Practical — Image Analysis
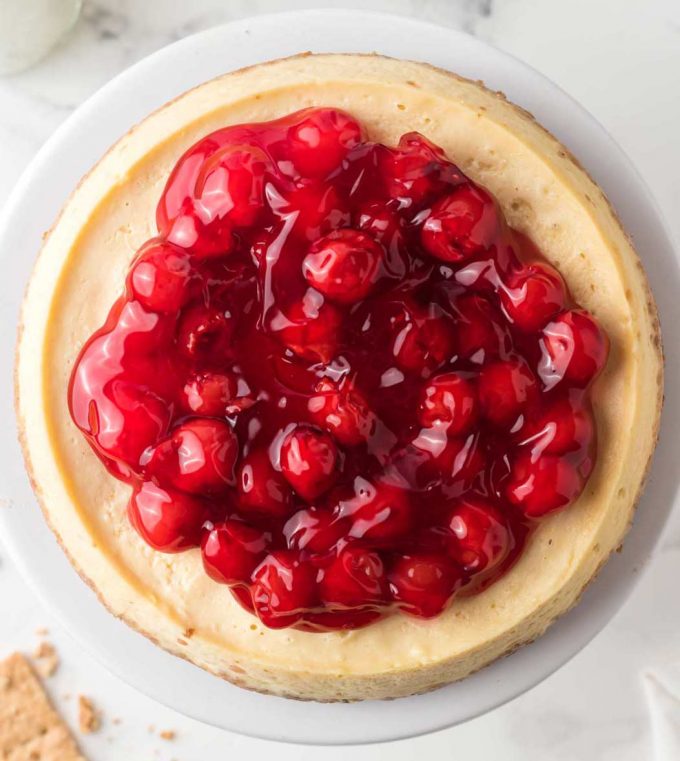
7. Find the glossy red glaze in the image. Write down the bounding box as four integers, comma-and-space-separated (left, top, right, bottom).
417, 372, 478, 434
442, 496, 512, 573
389, 553, 463, 618
201, 520, 269, 585
69, 107, 608, 631
128, 480, 209, 552
320, 546, 388, 608
279, 425, 339, 502
302, 228, 383, 304
250, 550, 318, 629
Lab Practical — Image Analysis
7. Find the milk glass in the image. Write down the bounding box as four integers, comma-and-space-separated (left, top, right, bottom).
0, 0, 82, 74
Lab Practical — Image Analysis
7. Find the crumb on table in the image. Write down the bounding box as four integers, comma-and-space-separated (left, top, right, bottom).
78, 695, 101, 734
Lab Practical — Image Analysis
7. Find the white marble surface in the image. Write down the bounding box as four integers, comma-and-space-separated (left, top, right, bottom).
1, 1, 679, 758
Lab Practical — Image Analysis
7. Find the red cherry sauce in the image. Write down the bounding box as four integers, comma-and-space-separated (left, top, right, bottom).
69, 108, 609, 631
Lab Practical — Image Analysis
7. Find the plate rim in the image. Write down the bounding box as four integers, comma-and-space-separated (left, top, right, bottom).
0, 8, 678, 746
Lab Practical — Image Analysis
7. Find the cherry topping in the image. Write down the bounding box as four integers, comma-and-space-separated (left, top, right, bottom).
177, 304, 234, 360
339, 479, 412, 542
442, 496, 511, 573
236, 448, 292, 517
162, 199, 235, 258
251, 551, 318, 628
201, 520, 269, 585
308, 378, 376, 446
279, 425, 339, 501
451, 293, 507, 362
390, 300, 455, 376
320, 547, 387, 608
393, 432, 483, 492
538, 309, 609, 389
276, 293, 343, 363
389, 554, 462, 618
501, 262, 567, 332
99, 383, 171, 471
478, 357, 539, 428
128, 480, 208, 552
128, 240, 194, 313
303, 229, 383, 304
144, 418, 238, 495
506, 452, 585, 518
193, 143, 268, 229
381, 132, 462, 210
181, 371, 238, 416
270, 182, 350, 241
421, 184, 499, 262
281, 108, 362, 179
284, 506, 348, 554
355, 202, 409, 278
70, 107, 607, 632
417, 372, 478, 434
518, 394, 594, 456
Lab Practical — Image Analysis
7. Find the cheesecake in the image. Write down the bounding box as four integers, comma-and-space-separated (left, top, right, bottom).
16, 54, 662, 701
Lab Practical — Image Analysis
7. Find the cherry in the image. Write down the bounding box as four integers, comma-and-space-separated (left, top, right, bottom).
177, 304, 234, 360
501, 262, 567, 332
251, 551, 318, 628
389, 554, 462, 617
478, 357, 539, 428
538, 309, 609, 389
303, 229, 383, 304
128, 240, 194, 313
355, 202, 409, 278
450, 293, 506, 362
270, 181, 350, 241
518, 395, 594, 456
339, 478, 412, 542
421, 184, 499, 262
390, 301, 455, 376
442, 496, 511, 573
276, 292, 342, 363
193, 143, 268, 229
417, 372, 478, 434
201, 520, 268, 585
144, 418, 238, 494
381, 132, 462, 210
284, 506, 348, 554
392, 432, 483, 492
320, 547, 387, 608
164, 199, 235, 258
506, 452, 585, 517
95, 383, 171, 470
280, 425, 339, 501
308, 378, 376, 446
237, 448, 292, 517
282, 108, 362, 179
181, 371, 238, 416
128, 480, 208, 552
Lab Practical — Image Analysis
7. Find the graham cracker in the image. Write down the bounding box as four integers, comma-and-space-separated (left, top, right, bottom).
0, 653, 85, 761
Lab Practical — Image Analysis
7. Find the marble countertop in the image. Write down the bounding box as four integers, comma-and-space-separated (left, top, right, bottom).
1, 1, 679, 759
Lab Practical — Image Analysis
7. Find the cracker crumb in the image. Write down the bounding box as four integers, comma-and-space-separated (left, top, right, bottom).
112, 717, 122, 725
160, 730, 176, 741
33, 640, 60, 677
78, 695, 101, 734
35, 627, 49, 636
0, 652, 85, 759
